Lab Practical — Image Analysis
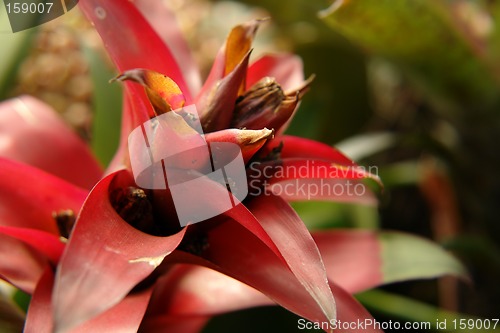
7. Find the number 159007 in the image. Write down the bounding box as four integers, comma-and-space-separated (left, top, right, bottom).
5, 2, 53, 14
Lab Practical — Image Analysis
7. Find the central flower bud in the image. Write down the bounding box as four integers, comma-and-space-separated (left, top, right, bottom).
232, 77, 287, 128
231, 77, 300, 131
235, 77, 285, 115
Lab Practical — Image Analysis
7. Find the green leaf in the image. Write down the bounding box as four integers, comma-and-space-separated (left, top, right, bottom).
0, 284, 25, 332
357, 289, 500, 333
377, 161, 422, 187
292, 201, 380, 230
320, 0, 499, 108
335, 132, 396, 161
83, 46, 123, 167
12, 289, 30, 313
489, 2, 500, 58
444, 235, 500, 270
0, 6, 36, 99
380, 232, 468, 284
315, 230, 466, 294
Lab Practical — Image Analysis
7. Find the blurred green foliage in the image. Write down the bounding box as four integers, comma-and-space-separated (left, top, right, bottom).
319, 0, 500, 320
84, 46, 123, 167
323, 0, 500, 108
207, 0, 500, 330
0, 17, 36, 100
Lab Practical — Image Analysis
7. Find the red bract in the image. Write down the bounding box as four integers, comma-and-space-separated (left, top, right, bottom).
0, 1, 394, 332
0, 96, 102, 189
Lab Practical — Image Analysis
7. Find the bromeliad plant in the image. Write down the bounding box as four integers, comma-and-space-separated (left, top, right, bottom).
0, 0, 466, 332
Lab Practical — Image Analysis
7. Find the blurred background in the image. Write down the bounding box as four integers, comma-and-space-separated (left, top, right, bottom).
1, 0, 499, 332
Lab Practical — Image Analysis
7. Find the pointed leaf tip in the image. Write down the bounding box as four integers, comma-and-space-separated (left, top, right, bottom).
113, 69, 186, 114
248, 195, 337, 322
225, 19, 266, 77
205, 128, 274, 162
380, 232, 469, 283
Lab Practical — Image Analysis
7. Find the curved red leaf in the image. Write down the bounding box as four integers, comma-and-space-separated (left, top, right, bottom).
73, 288, 153, 333
139, 315, 209, 333
26, 268, 154, 333
0, 234, 47, 293
328, 282, 383, 333
78, 0, 192, 103
52, 170, 186, 332
24, 268, 54, 333
265, 135, 357, 166
80, 0, 196, 171
0, 96, 102, 189
79, 0, 197, 171
153, 175, 333, 323
163, 195, 336, 325
247, 194, 336, 322
146, 264, 271, 317
205, 128, 273, 163
251, 136, 379, 204
247, 54, 304, 92
145, 265, 381, 333
0, 158, 87, 234
167, 233, 332, 326
313, 230, 383, 294
140, 265, 262, 332
0, 226, 64, 264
